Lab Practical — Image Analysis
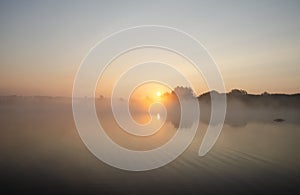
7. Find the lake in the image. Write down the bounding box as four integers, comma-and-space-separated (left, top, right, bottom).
0, 100, 300, 194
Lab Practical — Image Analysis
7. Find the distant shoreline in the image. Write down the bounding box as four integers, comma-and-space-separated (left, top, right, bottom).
0, 89, 299, 99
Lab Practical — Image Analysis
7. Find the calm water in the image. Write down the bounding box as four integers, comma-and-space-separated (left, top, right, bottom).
0, 101, 300, 194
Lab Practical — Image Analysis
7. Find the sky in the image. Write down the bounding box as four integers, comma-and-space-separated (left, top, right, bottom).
0, 0, 300, 96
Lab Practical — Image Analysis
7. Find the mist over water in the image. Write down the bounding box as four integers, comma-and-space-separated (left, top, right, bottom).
0, 95, 300, 194
1, 0, 300, 194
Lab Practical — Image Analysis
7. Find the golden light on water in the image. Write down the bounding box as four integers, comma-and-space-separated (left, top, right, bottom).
156, 113, 160, 120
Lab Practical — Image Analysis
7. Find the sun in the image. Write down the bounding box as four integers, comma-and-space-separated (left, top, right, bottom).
156, 91, 162, 97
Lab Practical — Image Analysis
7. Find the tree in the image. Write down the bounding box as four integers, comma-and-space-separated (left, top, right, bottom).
172, 86, 195, 99
229, 89, 247, 96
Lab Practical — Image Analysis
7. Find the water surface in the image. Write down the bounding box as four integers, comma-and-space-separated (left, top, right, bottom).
0, 100, 300, 194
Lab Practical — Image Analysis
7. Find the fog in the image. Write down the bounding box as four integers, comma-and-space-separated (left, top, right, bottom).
0, 94, 300, 194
